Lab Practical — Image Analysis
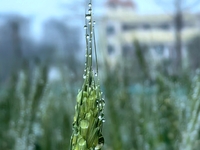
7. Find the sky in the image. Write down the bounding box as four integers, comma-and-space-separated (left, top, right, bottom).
0, 0, 199, 39
0, 0, 167, 17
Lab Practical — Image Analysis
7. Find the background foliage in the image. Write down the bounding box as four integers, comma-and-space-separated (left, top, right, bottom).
0, 10, 200, 150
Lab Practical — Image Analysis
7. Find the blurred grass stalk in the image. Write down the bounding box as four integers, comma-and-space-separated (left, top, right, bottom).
0, 64, 48, 150
69, 0, 105, 149
181, 69, 200, 150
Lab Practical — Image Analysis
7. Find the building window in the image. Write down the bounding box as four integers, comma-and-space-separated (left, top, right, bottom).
107, 45, 115, 55
158, 23, 170, 30
106, 25, 115, 35
122, 23, 137, 31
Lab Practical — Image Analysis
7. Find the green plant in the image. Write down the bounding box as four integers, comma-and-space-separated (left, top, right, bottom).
69, 0, 105, 149
181, 69, 200, 150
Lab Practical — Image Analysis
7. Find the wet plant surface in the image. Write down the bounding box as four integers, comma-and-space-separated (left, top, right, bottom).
0, 0, 200, 150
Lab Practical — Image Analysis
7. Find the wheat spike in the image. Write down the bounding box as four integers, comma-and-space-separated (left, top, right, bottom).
70, 0, 105, 149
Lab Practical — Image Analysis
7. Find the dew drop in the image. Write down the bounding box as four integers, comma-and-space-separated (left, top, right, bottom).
98, 113, 104, 120
101, 113, 104, 118
88, 8, 92, 13
86, 34, 89, 39
93, 21, 96, 25
85, 14, 91, 20
96, 99, 99, 105
99, 103, 102, 108
83, 75, 86, 79
101, 99, 105, 106
98, 113, 105, 123
84, 25, 87, 29
88, 21, 91, 25
88, 3, 92, 7
95, 73, 98, 76
89, 55, 92, 58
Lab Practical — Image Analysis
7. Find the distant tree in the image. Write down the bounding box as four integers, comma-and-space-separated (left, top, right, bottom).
0, 15, 31, 83
42, 19, 82, 81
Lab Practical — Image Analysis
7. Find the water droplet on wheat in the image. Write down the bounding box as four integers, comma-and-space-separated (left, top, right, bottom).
101, 99, 105, 107
83, 75, 86, 79
99, 103, 102, 108
89, 87, 91, 91
86, 14, 91, 20
98, 113, 104, 120
96, 99, 99, 105
98, 113, 105, 123
93, 21, 96, 25
86, 34, 89, 39
84, 25, 87, 29
88, 21, 91, 25
88, 8, 92, 13
88, 3, 92, 7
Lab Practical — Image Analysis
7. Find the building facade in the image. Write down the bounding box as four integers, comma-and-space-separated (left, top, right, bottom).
98, 0, 200, 70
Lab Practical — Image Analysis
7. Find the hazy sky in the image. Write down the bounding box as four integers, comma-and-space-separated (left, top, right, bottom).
1, 0, 199, 16
0, 0, 168, 20
0, 0, 199, 39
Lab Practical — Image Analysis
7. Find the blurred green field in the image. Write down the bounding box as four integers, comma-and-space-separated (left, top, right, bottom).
0, 57, 200, 150
0, 1, 200, 149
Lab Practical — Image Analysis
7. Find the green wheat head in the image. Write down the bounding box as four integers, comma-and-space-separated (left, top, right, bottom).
70, 0, 105, 149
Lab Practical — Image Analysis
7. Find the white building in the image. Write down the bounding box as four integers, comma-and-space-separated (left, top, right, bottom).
97, 0, 200, 69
